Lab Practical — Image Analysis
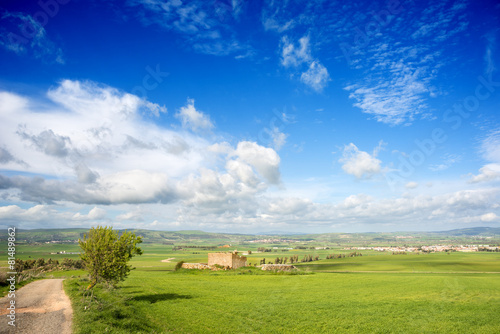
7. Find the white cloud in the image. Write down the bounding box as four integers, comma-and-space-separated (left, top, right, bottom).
469, 164, 500, 184
0, 80, 284, 211
73, 207, 107, 221
300, 61, 330, 92
338, 194, 372, 209
481, 129, 500, 162
207, 142, 233, 155
226, 160, 260, 187
345, 62, 431, 125
267, 197, 312, 216
0, 204, 68, 223
264, 127, 288, 150
234, 141, 281, 184
175, 98, 214, 131
116, 210, 144, 222
481, 212, 499, 222
405, 182, 418, 189
340, 1, 469, 125
281, 35, 311, 67
339, 143, 383, 179
470, 130, 500, 183
280, 35, 330, 92
0, 81, 213, 205
0, 80, 204, 179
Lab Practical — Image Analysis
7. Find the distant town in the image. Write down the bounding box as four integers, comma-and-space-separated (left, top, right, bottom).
346, 245, 500, 253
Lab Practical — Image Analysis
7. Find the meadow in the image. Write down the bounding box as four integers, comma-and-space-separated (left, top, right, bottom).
1, 233, 500, 333
62, 245, 500, 334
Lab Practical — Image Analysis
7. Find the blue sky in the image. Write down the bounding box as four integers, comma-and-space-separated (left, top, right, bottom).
0, 0, 499, 233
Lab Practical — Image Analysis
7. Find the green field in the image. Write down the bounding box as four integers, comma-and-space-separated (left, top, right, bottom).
60, 248, 500, 334
1, 231, 500, 333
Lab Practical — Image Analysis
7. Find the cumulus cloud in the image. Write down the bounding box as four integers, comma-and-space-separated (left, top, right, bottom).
0, 147, 26, 166
469, 164, 500, 184
73, 207, 107, 221
0, 147, 15, 163
175, 98, 214, 131
116, 210, 144, 222
75, 163, 99, 184
0, 170, 177, 205
0, 81, 284, 211
339, 143, 383, 179
0, 81, 207, 205
267, 197, 313, 216
234, 141, 281, 184
0, 80, 205, 178
481, 212, 499, 222
17, 129, 71, 157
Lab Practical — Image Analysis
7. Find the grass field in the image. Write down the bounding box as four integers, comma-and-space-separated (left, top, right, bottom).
59, 249, 500, 334
1, 239, 499, 333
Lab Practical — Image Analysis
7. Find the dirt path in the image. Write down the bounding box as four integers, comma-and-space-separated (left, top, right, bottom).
161, 258, 175, 263
0, 279, 72, 334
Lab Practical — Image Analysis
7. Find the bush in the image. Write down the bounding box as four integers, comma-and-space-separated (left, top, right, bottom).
79, 226, 143, 289
0, 271, 7, 286
175, 261, 185, 271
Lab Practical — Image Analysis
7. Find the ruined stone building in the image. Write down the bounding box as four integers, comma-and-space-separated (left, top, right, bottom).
208, 251, 247, 269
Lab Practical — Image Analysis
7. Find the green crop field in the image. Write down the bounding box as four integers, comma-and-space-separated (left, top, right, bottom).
60, 248, 500, 334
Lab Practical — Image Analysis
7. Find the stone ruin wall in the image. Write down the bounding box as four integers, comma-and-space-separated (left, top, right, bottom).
231, 253, 247, 269
181, 263, 210, 270
208, 252, 247, 269
208, 253, 233, 267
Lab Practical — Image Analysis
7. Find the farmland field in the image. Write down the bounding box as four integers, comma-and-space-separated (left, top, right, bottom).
62, 247, 500, 334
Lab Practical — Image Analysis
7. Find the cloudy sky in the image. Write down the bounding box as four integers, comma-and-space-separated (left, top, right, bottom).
0, 0, 499, 233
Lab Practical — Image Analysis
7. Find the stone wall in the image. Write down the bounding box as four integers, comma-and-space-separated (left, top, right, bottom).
208, 253, 232, 267
181, 263, 210, 270
208, 252, 247, 269
231, 253, 247, 269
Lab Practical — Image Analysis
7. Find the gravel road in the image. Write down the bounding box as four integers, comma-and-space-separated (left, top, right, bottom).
0, 279, 72, 334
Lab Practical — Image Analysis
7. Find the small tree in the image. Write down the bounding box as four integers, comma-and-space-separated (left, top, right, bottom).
79, 226, 143, 289
175, 261, 185, 271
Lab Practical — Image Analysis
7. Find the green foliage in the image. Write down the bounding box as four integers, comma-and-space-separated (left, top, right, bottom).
174, 261, 184, 271
79, 226, 143, 288
325, 252, 362, 259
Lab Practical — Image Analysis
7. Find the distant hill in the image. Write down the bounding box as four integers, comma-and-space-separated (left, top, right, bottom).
0, 226, 498, 244
0, 228, 256, 244
431, 227, 500, 236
